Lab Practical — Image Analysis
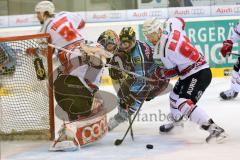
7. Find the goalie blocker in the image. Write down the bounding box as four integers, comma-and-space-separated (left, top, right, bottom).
52, 72, 117, 151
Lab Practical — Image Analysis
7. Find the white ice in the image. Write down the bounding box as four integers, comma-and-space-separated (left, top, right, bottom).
1, 77, 240, 160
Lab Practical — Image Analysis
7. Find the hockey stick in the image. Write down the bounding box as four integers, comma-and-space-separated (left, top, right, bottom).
231, 53, 240, 57
105, 63, 156, 82
47, 43, 162, 82
128, 115, 134, 141
114, 99, 145, 146
114, 89, 152, 146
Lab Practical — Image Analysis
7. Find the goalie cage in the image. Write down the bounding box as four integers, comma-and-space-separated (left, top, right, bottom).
0, 34, 54, 140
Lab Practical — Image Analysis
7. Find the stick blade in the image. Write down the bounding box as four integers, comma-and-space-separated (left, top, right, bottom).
114, 139, 123, 146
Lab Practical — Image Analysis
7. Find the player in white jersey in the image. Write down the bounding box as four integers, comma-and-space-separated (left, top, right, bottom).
32, 1, 113, 151
142, 17, 226, 142
219, 22, 240, 100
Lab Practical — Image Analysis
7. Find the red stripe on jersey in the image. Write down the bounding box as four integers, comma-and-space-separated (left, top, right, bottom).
179, 41, 200, 62
168, 30, 181, 52
78, 20, 85, 30
176, 17, 186, 30
164, 68, 178, 78
168, 42, 178, 52
184, 36, 191, 43
172, 30, 180, 41
51, 16, 68, 31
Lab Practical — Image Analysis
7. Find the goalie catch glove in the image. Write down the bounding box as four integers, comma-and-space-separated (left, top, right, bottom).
80, 42, 113, 68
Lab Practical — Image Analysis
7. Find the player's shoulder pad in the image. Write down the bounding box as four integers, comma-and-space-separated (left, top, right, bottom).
55, 11, 68, 18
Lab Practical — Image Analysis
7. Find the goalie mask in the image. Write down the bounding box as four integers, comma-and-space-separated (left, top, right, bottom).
97, 30, 119, 53
119, 27, 136, 53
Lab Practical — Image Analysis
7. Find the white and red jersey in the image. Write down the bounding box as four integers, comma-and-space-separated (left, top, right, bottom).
154, 19, 208, 80
40, 12, 105, 89
230, 22, 240, 43
40, 11, 85, 48
163, 17, 186, 34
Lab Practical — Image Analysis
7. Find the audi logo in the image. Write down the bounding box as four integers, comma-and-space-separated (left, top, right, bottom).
109, 13, 123, 19
234, 7, 240, 13
190, 8, 205, 15
150, 10, 163, 17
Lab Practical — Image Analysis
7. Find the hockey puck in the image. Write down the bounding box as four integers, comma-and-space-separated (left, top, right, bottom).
146, 144, 153, 149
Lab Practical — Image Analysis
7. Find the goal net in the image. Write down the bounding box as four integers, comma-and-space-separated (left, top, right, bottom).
0, 34, 54, 140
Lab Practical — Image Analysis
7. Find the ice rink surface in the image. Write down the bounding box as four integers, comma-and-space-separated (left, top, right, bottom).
1, 77, 240, 160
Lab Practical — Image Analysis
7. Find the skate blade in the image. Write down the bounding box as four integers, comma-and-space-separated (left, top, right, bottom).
216, 133, 228, 144
49, 146, 79, 152
206, 132, 228, 144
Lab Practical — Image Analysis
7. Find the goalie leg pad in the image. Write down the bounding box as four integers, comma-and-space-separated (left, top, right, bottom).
54, 74, 94, 121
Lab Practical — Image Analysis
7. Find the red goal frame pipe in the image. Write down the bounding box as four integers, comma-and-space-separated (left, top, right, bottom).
0, 33, 55, 140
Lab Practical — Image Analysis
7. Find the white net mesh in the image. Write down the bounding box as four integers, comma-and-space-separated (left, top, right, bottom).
0, 35, 52, 139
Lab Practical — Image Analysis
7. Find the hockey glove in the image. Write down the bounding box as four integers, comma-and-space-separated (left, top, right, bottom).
108, 52, 129, 80
221, 40, 233, 57
109, 59, 123, 80
150, 66, 178, 85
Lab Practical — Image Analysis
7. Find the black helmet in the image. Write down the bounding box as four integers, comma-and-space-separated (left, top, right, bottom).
119, 27, 136, 52
97, 30, 119, 52
119, 27, 136, 43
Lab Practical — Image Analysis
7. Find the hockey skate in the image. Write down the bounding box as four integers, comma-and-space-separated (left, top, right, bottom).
220, 89, 238, 100
159, 115, 184, 133
201, 119, 227, 143
49, 124, 80, 152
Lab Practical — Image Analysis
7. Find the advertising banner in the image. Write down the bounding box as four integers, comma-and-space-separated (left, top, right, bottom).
211, 5, 240, 16
168, 6, 211, 17
126, 8, 168, 21
0, 16, 8, 28
8, 14, 39, 27
86, 10, 126, 22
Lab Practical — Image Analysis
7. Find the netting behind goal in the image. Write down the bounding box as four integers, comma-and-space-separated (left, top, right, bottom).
0, 34, 54, 140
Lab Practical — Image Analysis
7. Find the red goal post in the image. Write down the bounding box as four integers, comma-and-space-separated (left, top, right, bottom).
0, 33, 55, 140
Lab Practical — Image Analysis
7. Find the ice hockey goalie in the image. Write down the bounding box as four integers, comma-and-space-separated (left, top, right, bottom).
0, 43, 16, 75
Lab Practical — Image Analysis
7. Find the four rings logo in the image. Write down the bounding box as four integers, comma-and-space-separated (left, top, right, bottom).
150, 11, 163, 17
109, 13, 123, 19
234, 7, 240, 13
76, 115, 108, 145
174, 8, 205, 16
190, 8, 205, 15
